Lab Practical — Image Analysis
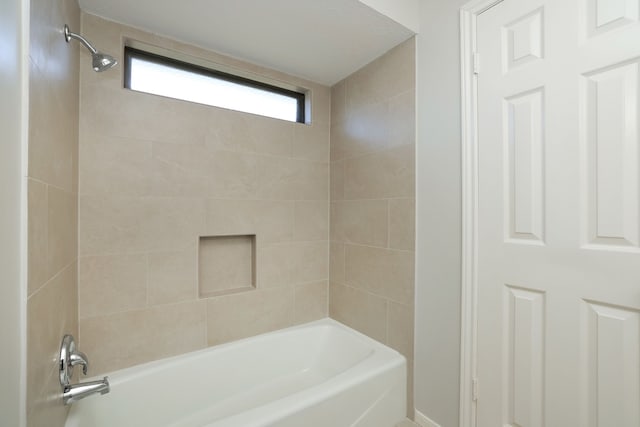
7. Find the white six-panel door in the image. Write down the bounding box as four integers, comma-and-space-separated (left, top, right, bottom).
476, 0, 640, 425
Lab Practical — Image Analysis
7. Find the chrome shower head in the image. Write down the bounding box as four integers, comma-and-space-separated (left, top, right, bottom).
64, 24, 118, 72
91, 52, 118, 73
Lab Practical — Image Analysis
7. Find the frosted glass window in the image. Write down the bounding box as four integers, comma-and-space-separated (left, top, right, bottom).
124, 47, 305, 123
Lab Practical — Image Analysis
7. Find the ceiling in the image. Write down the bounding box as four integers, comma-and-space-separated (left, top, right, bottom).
77, 0, 415, 86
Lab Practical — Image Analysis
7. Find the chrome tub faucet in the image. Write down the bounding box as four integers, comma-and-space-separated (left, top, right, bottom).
59, 335, 110, 405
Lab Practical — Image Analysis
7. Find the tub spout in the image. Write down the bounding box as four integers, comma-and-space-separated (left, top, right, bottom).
63, 377, 110, 405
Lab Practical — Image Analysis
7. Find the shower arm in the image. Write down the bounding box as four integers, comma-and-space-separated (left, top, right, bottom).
64, 25, 98, 54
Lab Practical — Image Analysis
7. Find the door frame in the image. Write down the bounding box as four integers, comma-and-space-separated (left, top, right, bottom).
0, 0, 29, 425
458, 1, 504, 426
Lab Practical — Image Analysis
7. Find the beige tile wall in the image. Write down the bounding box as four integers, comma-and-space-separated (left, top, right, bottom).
77, 14, 330, 374
329, 38, 416, 416
26, 8, 413, 422
27, 1, 81, 426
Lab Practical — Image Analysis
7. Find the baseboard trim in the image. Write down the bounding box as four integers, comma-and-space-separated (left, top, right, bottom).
414, 410, 442, 427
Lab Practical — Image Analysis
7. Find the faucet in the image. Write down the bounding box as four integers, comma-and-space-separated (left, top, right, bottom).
62, 377, 110, 405
59, 335, 110, 405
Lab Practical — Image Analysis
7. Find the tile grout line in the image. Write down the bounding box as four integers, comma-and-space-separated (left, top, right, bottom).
333, 281, 411, 308
27, 257, 77, 301
145, 252, 150, 308
387, 198, 391, 249
342, 241, 415, 254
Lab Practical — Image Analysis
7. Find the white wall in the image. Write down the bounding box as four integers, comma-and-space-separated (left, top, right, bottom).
415, 0, 468, 425
0, 0, 28, 425
359, 0, 421, 33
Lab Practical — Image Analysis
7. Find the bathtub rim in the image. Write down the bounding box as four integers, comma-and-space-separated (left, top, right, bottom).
81, 317, 405, 385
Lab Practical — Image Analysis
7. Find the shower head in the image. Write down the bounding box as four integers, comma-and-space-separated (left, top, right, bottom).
64, 24, 118, 72
91, 52, 118, 73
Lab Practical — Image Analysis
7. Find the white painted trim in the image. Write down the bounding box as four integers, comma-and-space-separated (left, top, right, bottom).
458, 1, 504, 427
414, 410, 442, 427
19, 0, 30, 424
0, 0, 29, 424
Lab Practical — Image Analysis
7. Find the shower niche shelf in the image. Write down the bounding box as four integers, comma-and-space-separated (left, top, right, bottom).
198, 234, 256, 298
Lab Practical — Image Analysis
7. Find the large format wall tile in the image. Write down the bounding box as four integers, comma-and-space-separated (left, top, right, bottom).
206, 110, 294, 157
27, 263, 77, 419
344, 145, 415, 200
331, 199, 388, 247
389, 198, 416, 251
78, 14, 330, 375
80, 301, 207, 374
47, 186, 77, 277
257, 243, 295, 288
78, 254, 147, 319
147, 246, 198, 305
329, 241, 346, 284
388, 301, 415, 359
80, 85, 210, 145
79, 195, 206, 255
27, 1, 80, 426
329, 282, 388, 343
330, 160, 345, 201
294, 281, 329, 324
206, 287, 295, 346
330, 94, 414, 162
328, 37, 416, 418
28, 73, 77, 192
28, 179, 48, 295
78, 134, 152, 196
204, 199, 294, 244
294, 200, 329, 241
345, 244, 415, 305
345, 39, 415, 110
292, 122, 330, 161
290, 241, 329, 284
256, 241, 329, 288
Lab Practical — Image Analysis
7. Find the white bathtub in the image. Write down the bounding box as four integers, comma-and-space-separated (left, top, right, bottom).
65, 318, 406, 427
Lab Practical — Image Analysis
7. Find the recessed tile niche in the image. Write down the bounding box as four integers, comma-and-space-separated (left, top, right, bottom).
198, 235, 256, 298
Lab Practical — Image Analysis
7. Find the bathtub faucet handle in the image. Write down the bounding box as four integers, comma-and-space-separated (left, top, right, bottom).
59, 335, 91, 387
70, 350, 89, 375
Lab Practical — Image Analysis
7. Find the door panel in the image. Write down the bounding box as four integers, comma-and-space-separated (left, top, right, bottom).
585, 0, 638, 37
476, 0, 640, 425
504, 87, 546, 244
583, 301, 640, 426
504, 286, 545, 427
582, 59, 640, 250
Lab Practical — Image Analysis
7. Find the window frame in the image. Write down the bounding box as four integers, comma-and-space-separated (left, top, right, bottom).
123, 46, 306, 124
